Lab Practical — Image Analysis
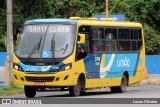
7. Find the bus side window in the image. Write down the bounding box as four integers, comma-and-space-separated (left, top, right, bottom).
105, 41, 117, 52
91, 27, 105, 53
105, 28, 117, 52
84, 34, 90, 53
118, 42, 124, 52
77, 44, 88, 60
76, 26, 89, 61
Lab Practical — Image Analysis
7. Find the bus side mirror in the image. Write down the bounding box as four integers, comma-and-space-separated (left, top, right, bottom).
77, 34, 85, 44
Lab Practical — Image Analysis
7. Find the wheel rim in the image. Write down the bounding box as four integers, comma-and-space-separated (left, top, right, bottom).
74, 81, 81, 96
121, 77, 126, 91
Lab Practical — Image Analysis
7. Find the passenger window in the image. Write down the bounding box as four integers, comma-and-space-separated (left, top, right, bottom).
137, 41, 142, 50
131, 29, 138, 39
118, 29, 125, 39
91, 27, 105, 53
105, 28, 117, 40
91, 40, 105, 52
131, 29, 142, 51
132, 41, 137, 51
92, 27, 104, 39
125, 41, 131, 51
118, 41, 125, 52
118, 29, 130, 40
138, 29, 142, 40
84, 34, 90, 53
89, 27, 142, 53
105, 41, 117, 52
124, 29, 130, 39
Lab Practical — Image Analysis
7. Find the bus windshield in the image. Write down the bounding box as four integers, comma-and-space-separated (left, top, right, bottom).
15, 24, 76, 59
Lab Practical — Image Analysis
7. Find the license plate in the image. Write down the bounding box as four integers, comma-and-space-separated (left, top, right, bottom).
34, 82, 45, 86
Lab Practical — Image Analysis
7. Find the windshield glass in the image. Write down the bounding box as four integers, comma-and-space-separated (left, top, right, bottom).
15, 24, 76, 58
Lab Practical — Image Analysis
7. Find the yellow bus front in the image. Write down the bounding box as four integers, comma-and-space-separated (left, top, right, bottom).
13, 19, 81, 87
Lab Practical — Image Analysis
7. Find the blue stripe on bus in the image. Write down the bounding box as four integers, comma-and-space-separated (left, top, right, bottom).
84, 53, 139, 79
26, 19, 79, 23
19, 62, 64, 72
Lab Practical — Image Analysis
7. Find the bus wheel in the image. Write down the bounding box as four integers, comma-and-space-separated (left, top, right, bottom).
24, 86, 36, 98
69, 79, 81, 97
80, 90, 85, 95
110, 75, 127, 93
110, 87, 118, 93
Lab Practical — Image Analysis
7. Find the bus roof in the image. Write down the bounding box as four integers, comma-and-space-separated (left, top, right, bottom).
25, 18, 142, 28
78, 20, 142, 28
25, 18, 79, 24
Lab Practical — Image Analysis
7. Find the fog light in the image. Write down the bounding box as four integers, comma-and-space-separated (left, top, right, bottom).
21, 77, 24, 81
64, 75, 69, 80
14, 75, 18, 80
56, 77, 60, 81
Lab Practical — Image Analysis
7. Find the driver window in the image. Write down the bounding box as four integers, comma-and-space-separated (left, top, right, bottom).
76, 26, 91, 61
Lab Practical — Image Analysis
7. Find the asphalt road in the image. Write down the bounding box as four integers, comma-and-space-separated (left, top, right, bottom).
1, 85, 160, 98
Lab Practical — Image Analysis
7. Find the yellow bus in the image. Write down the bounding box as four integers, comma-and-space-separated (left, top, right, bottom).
13, 17, 145, 98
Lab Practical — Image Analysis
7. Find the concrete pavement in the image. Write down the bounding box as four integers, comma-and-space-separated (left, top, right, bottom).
140, 74, 160, 85
133, 74, 160, 86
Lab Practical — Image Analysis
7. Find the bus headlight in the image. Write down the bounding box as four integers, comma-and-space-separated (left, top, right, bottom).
13, 63, 23, 71
58, 63, 72, 71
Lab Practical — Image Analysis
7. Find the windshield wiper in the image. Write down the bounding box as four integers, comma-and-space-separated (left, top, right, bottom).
37, 36, 42, 51
63, 44, 68, 54
27, 35, 42, 58
51, 33, 55, 59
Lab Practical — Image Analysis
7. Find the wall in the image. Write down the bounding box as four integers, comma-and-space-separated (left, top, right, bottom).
0, 52, 7, 66
0, 52, 7, 84
146, 55, 160, 74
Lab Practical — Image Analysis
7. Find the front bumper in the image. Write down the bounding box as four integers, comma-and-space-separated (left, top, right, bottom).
13, 69, 75, 86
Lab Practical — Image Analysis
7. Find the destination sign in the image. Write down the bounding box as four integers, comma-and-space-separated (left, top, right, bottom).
27, 25, 71, 33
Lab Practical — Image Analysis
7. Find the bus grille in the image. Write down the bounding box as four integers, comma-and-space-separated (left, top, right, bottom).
25, 76, 55, 82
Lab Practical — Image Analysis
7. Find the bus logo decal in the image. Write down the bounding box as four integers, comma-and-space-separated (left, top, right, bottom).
95, 57, 101, 62
42, 66, 51, 72
117, 57, 130, 68
24, 67, 39, 71
100, 54, 115, 78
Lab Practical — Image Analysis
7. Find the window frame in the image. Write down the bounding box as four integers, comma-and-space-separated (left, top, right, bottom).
78, 25, 143, 54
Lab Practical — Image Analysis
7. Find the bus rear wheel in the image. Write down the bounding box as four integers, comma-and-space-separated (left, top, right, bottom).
24, 86, 36, 98
69, 79, 81, 96
110, 75, 127, 93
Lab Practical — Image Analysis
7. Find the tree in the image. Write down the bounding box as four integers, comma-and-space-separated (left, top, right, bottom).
0, 0, 160, 54
109, 0, 160, 54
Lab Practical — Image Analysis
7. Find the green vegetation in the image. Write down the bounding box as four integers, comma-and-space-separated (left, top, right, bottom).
0, 86, 24, 96
0, 0, 160, 54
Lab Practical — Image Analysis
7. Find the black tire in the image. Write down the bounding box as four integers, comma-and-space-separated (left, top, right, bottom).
24, 86, 36, 98
110, 75, 127, 93
80, 90, 86, 95
69, 79, 81, 97
110, 87, 118, 93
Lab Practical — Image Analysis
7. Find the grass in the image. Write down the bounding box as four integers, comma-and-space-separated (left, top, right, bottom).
0, 85, 24, 96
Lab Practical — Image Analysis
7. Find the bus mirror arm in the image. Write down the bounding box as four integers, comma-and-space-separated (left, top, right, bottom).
77, 34, 85, 44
